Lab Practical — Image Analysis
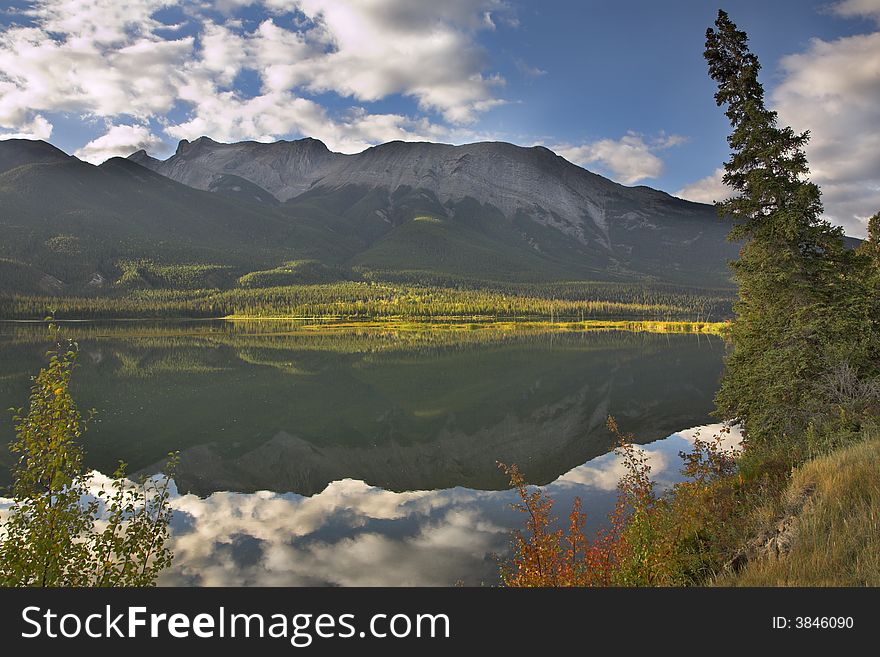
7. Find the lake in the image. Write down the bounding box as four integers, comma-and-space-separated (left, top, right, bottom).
0, 320, 728, 585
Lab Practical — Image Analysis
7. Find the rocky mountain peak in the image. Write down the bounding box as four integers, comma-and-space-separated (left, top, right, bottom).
122, 136, 728, 263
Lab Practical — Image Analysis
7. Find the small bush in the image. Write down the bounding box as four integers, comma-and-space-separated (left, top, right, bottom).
499, 417, 766, 587
0, 327, 177, 587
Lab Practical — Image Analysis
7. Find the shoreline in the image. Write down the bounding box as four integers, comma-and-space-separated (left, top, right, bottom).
0, 316, 729, 334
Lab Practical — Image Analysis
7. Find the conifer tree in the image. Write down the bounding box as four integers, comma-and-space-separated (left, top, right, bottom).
859, 211, 880, 340
705, 10, 873, 450
862, 212, 880, 266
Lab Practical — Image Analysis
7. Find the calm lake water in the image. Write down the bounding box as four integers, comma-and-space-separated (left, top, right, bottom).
0, 320, 728, 585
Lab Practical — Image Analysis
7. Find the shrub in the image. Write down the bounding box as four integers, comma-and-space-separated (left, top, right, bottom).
0, 328, 177, 587
500, 417, 757, 587
499, 416, 657, 587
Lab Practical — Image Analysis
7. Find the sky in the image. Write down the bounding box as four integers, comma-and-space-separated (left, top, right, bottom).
0, 0, 878, 237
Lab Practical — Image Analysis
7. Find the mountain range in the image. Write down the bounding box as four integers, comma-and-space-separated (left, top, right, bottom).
0, 136, 744, 295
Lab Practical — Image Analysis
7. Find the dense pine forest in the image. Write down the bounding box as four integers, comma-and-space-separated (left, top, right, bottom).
0, 278, 733, 321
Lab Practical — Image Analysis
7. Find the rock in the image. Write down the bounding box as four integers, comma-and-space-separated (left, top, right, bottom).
727, 482, 817, 571
87, 272, 106, 288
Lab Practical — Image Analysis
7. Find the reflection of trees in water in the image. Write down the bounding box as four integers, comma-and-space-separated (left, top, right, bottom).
0, 323, 725, 496
1, 318, 707, 358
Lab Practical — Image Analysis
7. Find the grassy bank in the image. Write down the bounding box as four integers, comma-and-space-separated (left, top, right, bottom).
717, 429, 880, 586
500, 421, 880, 587
223, 318, 728, 335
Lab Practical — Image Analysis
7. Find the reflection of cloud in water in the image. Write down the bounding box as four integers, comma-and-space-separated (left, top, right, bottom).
675, 423, 742, 452
166, 483, 513, 586
556, 449, 673, 491
556, 422, 742, 492
0, 424, 741, 586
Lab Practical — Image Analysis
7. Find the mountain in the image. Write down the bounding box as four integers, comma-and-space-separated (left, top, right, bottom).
0, 136, 743, 294
128, 136, 742, 286
129, 136, 337, 202
0, 145, 356, 293
0, 138, 72, 174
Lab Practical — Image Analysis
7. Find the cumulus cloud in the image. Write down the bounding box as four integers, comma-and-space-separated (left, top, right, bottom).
772, 27, 880, 237
157, 425, 692, 585
0, 0, 510, 156
832, 0, 880, 22
74, 123, 167, 163
556, 423, 740, 492
554, 132, 686, 185
0, 2, 193, 126
674, 423, 742, 452
0, 114, 53, 140
556, 445, 672, 491
679, 2, 880, 236
160, 479, 511, 586
675, 167, 731, 204
162, 89, 447, 153
261, 0, 509, 123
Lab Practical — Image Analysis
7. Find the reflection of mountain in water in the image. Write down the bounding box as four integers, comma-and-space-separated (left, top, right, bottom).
0, 323, 725, 496
2, 430, 729, 586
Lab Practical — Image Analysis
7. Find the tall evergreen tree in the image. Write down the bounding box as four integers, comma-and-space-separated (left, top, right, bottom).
859, 211, 880, 341
862, 212, 880, 266
705, 10, 873, 451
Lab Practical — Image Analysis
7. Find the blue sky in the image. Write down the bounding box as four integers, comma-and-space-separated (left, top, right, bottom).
1, 0, 878, 235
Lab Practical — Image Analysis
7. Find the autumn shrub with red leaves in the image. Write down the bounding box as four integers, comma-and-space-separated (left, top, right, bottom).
499, 416, 761, 587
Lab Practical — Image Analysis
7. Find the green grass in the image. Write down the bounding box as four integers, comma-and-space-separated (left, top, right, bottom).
236, 260, 349, 288
716, 429, 880, 586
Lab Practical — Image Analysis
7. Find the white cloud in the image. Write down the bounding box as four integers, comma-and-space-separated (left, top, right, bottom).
258, 0, 508, 124
832, 0, 880, 22
159, 479, 510, 586
772, 27, 880, 237
164, 91, 325, 144
0, 0, 510, 156
675, 167, 731, 204
677, 3, 880, 235
162, 88, 447, 153
328, 108, 449, 151
0, 18, 193, 125
25, 0, 171, 44
74, 123, 166, 163
556, 423, 741, 492
674, 423, 742, 452
514, 57, 547, 78
553, 132, 686, 185
0, 114, 53, 140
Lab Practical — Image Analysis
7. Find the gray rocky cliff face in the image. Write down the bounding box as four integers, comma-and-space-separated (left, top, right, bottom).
311, 141, 627, 247
128, 137, 701, 251
136, 136, 340, 202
